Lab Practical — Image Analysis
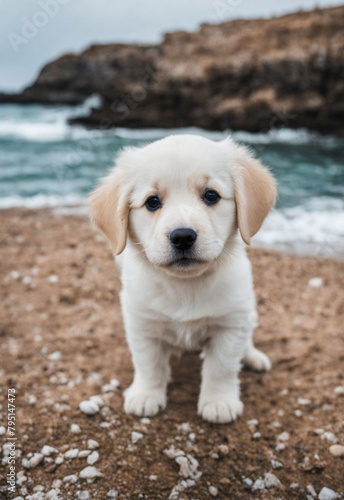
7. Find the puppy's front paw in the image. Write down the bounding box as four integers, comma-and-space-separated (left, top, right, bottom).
243, 347, 271, 372
198, 396, 244, 424
124, 384, 166, 417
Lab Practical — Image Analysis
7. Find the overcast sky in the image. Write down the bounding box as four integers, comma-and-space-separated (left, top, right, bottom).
1, 0, 342, 92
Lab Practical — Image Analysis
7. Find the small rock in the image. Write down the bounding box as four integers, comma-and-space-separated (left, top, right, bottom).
294, 410, 303, 417
308, 277, 323, 288
79, 450, 91, 458
321, 432, 338, 443
164, 446, 185, 459
71, 424, 81, 433
106, 491, 118, 499
306, 485, 317, 497
65, 448, 79, 459
87, 439, 100, 450
329, 444, 344, 457
48, 351, 61, 361
271, 459, 283, 469
334, 386, 344, 396
29, 453, 44, 468
140, 418, 150, 425
76, 492, 90, 500
217, 444, 229, 455
41, 445, 58, 456
149, 475, 158, 481
101, 384, 117, 393
87, 451, 99, 465
63, 474, 78, 484
22, 458, 31, 469
48, 274, 59, 283
252, 478, 265, 491
55, 455, 64, 465
89, 395, 104, 408
264, 472, 281, 488
277, 431, 289, 442
79, 466, 103, 480
209, 486, 218, 497
131, 431, 144, 444
0, 426, 6, 435
243, 478, 253, 490
253, 432, 261, 439
297, 397, 311, 406
177, 422, 192, 434
318, 487, 339, 500
79, 400, 99, 416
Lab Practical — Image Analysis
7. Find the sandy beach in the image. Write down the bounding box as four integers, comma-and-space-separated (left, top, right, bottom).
1, 208, 343, 499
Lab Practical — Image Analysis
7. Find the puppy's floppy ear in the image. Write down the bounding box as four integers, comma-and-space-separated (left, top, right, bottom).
89, 169, 130, 255
232, 145, 277, 245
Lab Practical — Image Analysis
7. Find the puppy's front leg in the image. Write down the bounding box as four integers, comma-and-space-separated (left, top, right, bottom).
198, 328, 248, 424
124, 333, 171, 418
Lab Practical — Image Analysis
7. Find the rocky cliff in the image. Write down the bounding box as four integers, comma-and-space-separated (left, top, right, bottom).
3, 6, 344, 135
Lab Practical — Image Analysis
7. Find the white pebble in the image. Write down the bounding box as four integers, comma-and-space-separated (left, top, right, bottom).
0, 426, 6, 435
264, 473, 281, 488
308, 277, 323, 288
101, 384, 117, 393
106, 491, 118, 499
79, 400, 99, 416
321, 432, 338, 443
87, 439, 100, 450
65, 448, 79, 459
41, 445, 58, 456
29, 453, 44, 468
110, 378, 120, 388
277, 431, 289, 442
307, 485, 317, 497
63, 474, 78, 484
89, 395, 104, 408
87, 451, 99, 465
329, 444, 344, 457
252, 478, 265, 491
149, 475, 157, 481
243, 478, 253, 489
131, 431, 144, 444
271, 459, 283, 469
294, 410, 303, 417
48, 351, 61, 361
79, 450, 91, 458
318, 487, 339, 500
209, 485, 218, 497
177, 422, 192, 434
71, 423, 81, 433
48, 274, 59, 283
140, 418, 151, 425
79, 466, 103, 480
76, 492, 90, 500
22, 458, 31, 469
334, 386, 344, 396
297, 397, 311, 406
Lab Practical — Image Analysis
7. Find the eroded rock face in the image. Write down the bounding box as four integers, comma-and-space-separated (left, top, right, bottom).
3, 6, 344, 134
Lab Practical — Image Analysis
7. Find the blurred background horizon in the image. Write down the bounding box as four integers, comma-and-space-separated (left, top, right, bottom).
1, 0, 343, 92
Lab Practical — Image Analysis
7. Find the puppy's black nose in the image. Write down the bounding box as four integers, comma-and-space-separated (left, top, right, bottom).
169, 228, 197, 251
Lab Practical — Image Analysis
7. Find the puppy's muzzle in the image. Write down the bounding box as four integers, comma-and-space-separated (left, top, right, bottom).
169, 228, 197, 251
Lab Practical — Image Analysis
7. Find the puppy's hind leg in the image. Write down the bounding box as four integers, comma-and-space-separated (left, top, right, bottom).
243, 338, 271, 372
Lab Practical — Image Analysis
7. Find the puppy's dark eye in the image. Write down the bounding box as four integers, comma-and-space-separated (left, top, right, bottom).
203, 189, 220, 205
145, 196, 161, 211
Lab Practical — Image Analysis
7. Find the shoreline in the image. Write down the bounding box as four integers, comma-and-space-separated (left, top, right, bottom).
1, 206, 343, 260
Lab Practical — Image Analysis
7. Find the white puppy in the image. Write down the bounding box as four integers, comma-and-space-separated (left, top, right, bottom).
89, 135, 276, 423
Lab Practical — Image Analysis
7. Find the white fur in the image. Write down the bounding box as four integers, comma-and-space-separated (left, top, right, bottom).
90, 135, 276, 423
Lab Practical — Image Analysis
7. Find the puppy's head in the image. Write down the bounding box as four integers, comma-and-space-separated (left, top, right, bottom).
89, 135, 276, 278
